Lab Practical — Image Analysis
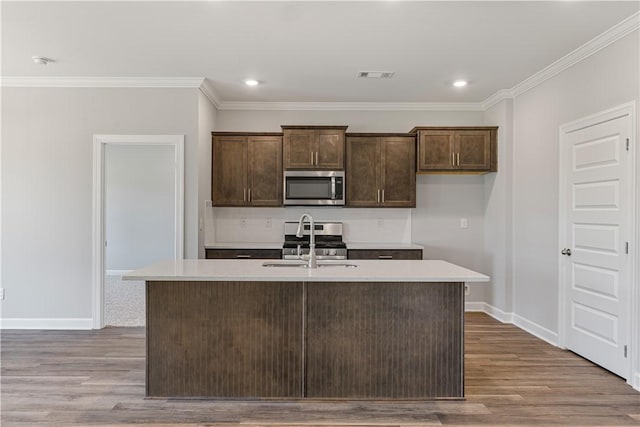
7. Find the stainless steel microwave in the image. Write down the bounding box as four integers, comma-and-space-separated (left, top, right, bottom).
283, 171, 345, 206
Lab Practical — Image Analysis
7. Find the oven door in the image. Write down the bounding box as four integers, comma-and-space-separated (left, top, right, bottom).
283, 171, 345, 206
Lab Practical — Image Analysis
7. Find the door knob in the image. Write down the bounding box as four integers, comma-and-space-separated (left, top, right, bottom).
561, 248, 572, 256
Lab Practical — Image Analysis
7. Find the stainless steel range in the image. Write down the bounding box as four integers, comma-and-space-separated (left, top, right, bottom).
282, 221, 347, 260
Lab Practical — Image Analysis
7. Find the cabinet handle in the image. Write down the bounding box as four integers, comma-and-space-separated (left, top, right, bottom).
452, 152, 455, 166
248, 188, 251, 202
382, 189, 385, 203
377, 189, 381, 203
315, 151, 319, 165
378, 255, 393, 259
310, 151, 314, 165
457, 152, 460, 166
243, 188, 246, 202
236, 254, 251, 259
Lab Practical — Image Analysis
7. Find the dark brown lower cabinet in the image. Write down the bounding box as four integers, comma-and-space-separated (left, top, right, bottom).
348, 249, 423, 260
145, 280, 464, 399
205, 249, 282, 259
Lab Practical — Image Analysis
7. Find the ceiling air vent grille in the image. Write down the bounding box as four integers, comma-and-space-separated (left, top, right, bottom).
357, 71, 395, 79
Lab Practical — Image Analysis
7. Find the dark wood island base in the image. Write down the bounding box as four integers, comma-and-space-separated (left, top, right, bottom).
146, 280, 464, 400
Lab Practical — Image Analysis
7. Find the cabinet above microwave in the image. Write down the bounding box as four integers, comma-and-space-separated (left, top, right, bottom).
282, 126, 347, 170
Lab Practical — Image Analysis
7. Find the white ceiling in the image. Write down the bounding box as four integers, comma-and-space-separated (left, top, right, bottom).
2, 1, 639, 104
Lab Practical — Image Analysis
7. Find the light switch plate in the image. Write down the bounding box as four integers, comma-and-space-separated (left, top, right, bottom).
460, 218, 468, 229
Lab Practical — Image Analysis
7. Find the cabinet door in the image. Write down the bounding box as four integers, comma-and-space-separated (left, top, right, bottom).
206, 249, 282, 259
417, 130, 455, 171
284, 129, 315, 169
248, 136, 282, 206
316, 129, 345, 169
455, 130, 491, 170
381, 137, 415, 207
212, 136, 247, 206
348, 249, 423, 260
346, 137, 380, 207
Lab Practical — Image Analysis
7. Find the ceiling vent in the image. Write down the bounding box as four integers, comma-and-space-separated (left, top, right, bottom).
357, 71, 395, 79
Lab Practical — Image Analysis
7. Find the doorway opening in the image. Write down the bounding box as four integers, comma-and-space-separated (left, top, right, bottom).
92, 135, 184, 329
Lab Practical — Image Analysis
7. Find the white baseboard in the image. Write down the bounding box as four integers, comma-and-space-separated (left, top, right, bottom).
482, 302, 513, 323
1, 318, 93, 330
464, 301, 485, 312
631, 371, 640, 392
512, 313, 559, 346
466, 303, 558, 347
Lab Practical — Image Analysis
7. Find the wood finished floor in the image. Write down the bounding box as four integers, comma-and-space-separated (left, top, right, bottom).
1, 313, 638, 426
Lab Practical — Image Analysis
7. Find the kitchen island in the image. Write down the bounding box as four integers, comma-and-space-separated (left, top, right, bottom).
124, 259, 488, 400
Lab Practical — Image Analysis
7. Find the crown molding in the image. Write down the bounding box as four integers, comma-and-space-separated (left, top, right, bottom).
199, 79, 222, 108
480, 89, 514, 110
509, 11, 639, 98
0, 76, 205, 88
216, 101, 484, 112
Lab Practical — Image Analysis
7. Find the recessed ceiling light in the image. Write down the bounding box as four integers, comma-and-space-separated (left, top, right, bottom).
244, 79, 259, 86
453, 80, 467, 87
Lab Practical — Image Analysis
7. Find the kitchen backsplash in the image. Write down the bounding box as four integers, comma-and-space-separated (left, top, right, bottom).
206, 206, 412, 244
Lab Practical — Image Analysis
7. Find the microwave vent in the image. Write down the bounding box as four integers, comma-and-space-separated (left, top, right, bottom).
357, 71, 395, 79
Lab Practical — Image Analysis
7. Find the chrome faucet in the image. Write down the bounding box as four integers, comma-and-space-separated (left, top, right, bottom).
296, 213, 317, 268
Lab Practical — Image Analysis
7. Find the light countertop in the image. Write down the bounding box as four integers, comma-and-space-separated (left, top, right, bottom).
123, 259, 489, 283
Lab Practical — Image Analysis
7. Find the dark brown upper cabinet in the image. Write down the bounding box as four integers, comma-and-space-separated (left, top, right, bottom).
411, 127, 498, 173
346, 134, 416, 208
211, 132, 283, 207
282, 126, 347, 170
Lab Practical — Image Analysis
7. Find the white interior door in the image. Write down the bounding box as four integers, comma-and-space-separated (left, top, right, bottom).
562, 112, 631, 379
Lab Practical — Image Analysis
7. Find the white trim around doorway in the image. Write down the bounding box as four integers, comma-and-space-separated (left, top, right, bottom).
557, 101, 637, 390
92, 135, 184, 329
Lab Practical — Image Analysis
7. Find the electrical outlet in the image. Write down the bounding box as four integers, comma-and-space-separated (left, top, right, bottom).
377, 218, 384, 228
460, 218, 468, 229
240, 218, 247, 228
0, 288, 5, 300
464, 284, 470, 296
199, 218, 204, 232
265, 218, 272, 228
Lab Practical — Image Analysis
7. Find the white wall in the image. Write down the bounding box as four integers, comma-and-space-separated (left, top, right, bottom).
483, 99, 514, 314
412, 174, 488, 301
198, 92, 217, 258
105, 144, 175, 271
214, 110, 483, 133
211, 207, 412, 244
1, 87, 199, 322
511, 30, 639, 334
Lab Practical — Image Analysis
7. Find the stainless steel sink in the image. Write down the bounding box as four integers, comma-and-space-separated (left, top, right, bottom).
317, 262, 358, 268
262, 261, 358, 268
261, 261, 307, 268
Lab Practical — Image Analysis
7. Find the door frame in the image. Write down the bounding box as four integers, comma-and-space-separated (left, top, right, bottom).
557, 101, 637, 388
92, 135, 184, 329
